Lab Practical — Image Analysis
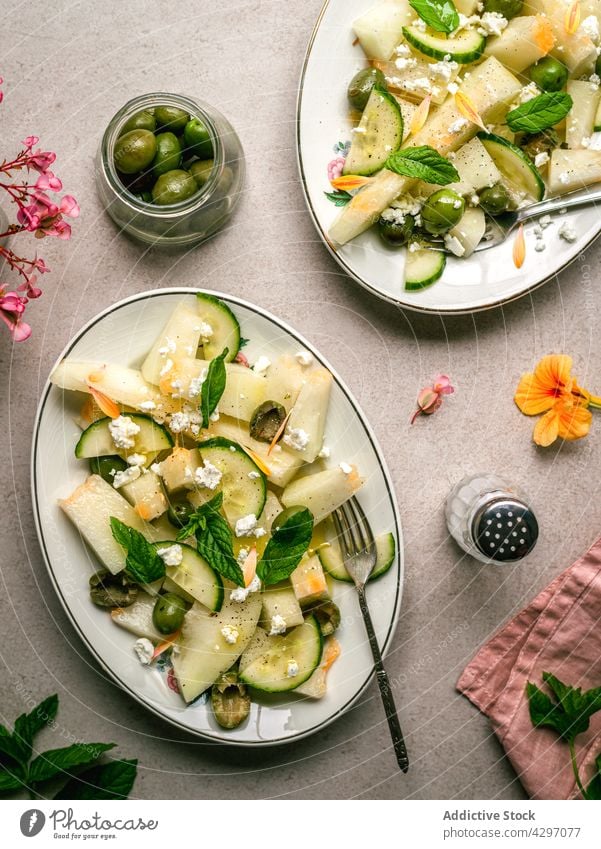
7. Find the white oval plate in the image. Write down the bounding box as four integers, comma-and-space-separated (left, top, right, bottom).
297, 0, 601, 314
31, 289, 403, 746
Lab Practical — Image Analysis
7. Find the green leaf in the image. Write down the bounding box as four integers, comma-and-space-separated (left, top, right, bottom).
526, 673, 601, 742
257, 508, 314, 585
200, 347, 229, 429
54, 758, 138, 800
409, 0, 459, 33
506, 92, 573, 133
177, 493, 244, 587
28, 742, 116, 784
585, 753, 601, 800
324, 189, 352, 207
386, 146, 460, 185
239, 337, 250, 349
0, 725, 25, 766
0, 765, 25, 793
12, 694, 59, 763
110, 517, 165, 584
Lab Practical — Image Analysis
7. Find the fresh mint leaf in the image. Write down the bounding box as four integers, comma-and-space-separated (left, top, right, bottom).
28, 742, 116, 784
54, 758, 138, 800
239, 337, 250, 349
386, 146, 460, 185
177, 492, 243, 587
324, 189, 352, 207
0, 726, 25, 766
526, 673, 601, 742
0, 766, 25, 792
506, 92, 572, 133
409, 0, 459, 33
12, 694, 58, 763
257, 507, 314, 585
110, 517, 165, 584
586, 754, 601, 800
200, 347, 229, 429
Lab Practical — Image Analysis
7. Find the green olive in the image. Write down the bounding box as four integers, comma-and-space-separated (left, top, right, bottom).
151, 169, 198, 205
118, 168, 154, 193
152, 592, 187, 635
119, 110, 156, 136
89, 455, 128, 484
249, 400, 287, 443
529, 56, 568, 92
139, 189, 154, 203
188, 159, 215, 187
272, 505, 310, 535
421, 189, 465, 235
183, 118, 213, 160
211, 671, 250, 729
377, 212, 415, 247
312, 600, 341, 636
154, 105, 190, 132
152, 132, 182, 178
478, 183, 511, 215
347, 67, 387, 112
113, 129, 157, 175
89, 569, 138, 608
167, 498, 195, 528
521, 128, 560, 162
482, 0, 522, 19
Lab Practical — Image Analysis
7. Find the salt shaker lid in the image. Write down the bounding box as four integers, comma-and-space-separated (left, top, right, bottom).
472, 497, 538, 562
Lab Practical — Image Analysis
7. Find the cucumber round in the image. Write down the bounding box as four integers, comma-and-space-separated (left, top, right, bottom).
154, 541, 224, 613
75, 415, 173, 460
478, 132, 545, 202
402, 25, 486, 63
197, 436, 267, 522
404, 247, 446, 291
319, 532, 396, 583
239, 615, 323, 693
196, 293, 240, 362
343, 86, 403, 177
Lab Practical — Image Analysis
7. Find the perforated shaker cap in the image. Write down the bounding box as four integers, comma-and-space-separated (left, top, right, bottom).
472, 497, 538, 562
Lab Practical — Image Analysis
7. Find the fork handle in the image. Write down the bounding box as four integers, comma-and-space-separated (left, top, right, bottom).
515, 185, 601, 224
357, 586, 409, 773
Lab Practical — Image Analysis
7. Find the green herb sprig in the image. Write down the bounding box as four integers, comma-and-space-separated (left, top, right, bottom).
200, 347, 229, 428
386, 146, 460, 185
506, 92, 573, 133
257, 507, 314, 585
408, 0, 459, 33
177, 491, 244, 587
110, 517, 165, 584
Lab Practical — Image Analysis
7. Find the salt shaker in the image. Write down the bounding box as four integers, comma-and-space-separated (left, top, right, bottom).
445, 473, 538, 564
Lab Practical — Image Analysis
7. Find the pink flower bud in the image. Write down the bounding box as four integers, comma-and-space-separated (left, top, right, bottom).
36, 172, 62, 192
417, 387, 443, 415
22, 135, 39, 148
433, 374, 454, 396
60, 195, 80, 218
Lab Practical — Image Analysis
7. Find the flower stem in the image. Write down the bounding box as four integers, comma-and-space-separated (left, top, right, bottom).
569, 738, 587, 799
587, 395, 601, 411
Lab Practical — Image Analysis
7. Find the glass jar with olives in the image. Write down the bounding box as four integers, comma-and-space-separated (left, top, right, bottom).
96, 93, 245, 247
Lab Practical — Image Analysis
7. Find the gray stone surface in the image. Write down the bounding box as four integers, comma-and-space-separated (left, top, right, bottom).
1, 0, 601, 801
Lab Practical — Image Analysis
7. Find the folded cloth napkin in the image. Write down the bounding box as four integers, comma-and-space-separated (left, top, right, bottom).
457, 535, 601, 800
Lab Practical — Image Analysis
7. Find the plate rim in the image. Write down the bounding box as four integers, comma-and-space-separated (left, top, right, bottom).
30, 287, 404, 747
295, 0, 601, 316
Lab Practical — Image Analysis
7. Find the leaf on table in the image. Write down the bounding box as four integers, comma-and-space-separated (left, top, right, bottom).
12, 694, 58, 764
54, 758, 138, 800
0, 764, 26, 793
585, 753, 601, 800
28, 742, 116, 785
526, 672, 601, 742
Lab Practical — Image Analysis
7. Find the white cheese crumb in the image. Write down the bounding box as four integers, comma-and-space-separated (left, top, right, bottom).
126, 453, 146, 467
150, 462, 162, 476
318, 444, 331, 459
109, 415, 140, 450
339, 461, 353, 474
237, 547, 250, 565
158, 337, 177, 356
220, 625, 239, 645
112, 465, 141, 488
229, 445, 237, 452
580, 14, 600, 43
252, 355, 271, 375
534, 151, 550, 168
209, 410, 220, 422
448, 117, 468, 134
447, 82, 459, 95
539, 215, 552, 229
283, 427, 310, 451
197, 321, 213, 343
534, 240, 546, 252
444, 234, 466, 257
287, 659, 299, 678
269, 614, 287, 636
157, 544, 183, 567
133, 638, 154, 665
188, 369, 207, 399
248, 470, 261, 479
194, 458, 222, 490
235, 513, 258, 537
413, 17, 427, 31
295, 350, 314, 367
168, 411, 190, 434
230, 574, 261, 602
138, 400, 157, 411
558, 222, 577, 242
558, 171, 570, 185
160, 358, 174, 377
478, 12, 508, 37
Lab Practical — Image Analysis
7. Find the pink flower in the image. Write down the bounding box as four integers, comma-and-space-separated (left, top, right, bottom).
60, 195, 80, 217
16, 204, 41, 231
22, 136, 39, 149
0, 77, 3, 104
433, 374, 454, 396
35, 171, 62, 192
411, 374, 455, 424
327, 156, 346, 182
28, 148, 56, 173
0, 290, 31, 341
234, 351, 250, 368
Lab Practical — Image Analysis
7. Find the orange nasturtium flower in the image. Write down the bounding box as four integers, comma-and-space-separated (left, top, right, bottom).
514, 354, 601, 446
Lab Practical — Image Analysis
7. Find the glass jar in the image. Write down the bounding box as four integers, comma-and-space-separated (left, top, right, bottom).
96, 92, 244, 248
445, 473, 539, 564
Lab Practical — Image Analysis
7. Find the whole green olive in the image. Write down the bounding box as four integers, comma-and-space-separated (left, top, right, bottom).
154, 105, 190, 132
167, 498, 195, 528
478, 183, 510, 215
529, 56, 568, 92
151, 169, 198, 205
152, 592, 187, 635
188, 159, 215, 187
183, 118, 213, 160
113, 129, 157, 174
89, 455, 128, 483
482, 0, 522, 19
119, 109, 156, 136
421, 189, 465, 235
377, 212, 415, 247
272, 505, 311, 535
152, 132, 182, 178
139, 189, 154, 203
347, 67, 387, 112
249, 400, 287, 443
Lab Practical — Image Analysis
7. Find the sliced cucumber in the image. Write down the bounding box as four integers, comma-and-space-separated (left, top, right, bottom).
75, 415, 173, 460
403, 25, 486, 63
239, 615, 323, 693
196, 293, 240, 362
404, 247, 446, 291
154, 541, 224, 612
198, 437, 267, 524
343, 86, 403, 177
318, 532, 396, 583
478, 132, 545, 202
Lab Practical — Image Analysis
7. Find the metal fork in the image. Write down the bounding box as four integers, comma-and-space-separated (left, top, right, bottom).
333, 498, 409, 773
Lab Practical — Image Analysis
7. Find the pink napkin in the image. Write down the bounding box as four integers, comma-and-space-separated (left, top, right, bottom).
457, 536, 601, 800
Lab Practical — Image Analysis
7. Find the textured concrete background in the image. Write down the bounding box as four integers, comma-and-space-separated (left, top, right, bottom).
2, 0, 601, 800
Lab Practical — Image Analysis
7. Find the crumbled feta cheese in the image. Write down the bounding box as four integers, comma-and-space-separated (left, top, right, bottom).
235, 513, 258, 537
590, 73, 601, 87
534, 151, 550, 168
539, 215, 552, 229
478, 11, 508, 37
559, 222, 577, 242
283, 427, 310, 451
470, 194, 479, 206
194, 458, 222, 490
429, 57, 458, 83
254, 527, 266, 538
133, 638, 154, 665
295, 350, 314, 367
287, 659, 299, 678
447, 82, 459, 95
158, 337, 177, 356
248, 471, 261, 479
269, 614, 287, 636
160, 358, 174, 377
221, 625, 239, 645
209, 410, 220, 422
188, 369, 207, 399
157, 544, 183, 567
395, 56, 417, 71
402, 77, 432, 94
452, 198, 462, 209
112, 466, 141, 489
534, 240, 546, 252
395, 43, 411, 56
109, 415, 140, 450
229, 445, 236, 452
380, 207, 408, 225
558, 171, 570, 185
168, 411, 190, 434
230, 574, 261, 602
408, 241, 421, 252
237, 547, 250, 565
252, 355, 271, 375
580, 14, 600, 43
448, 117, 468, 134
197, 321, 213, 343
339, 461, 353, 474
444, 234, 466, 257
318, 444, 331, 459
391, 195, 423, 216
150, 462, 162, 476
138, 400, 157, 411
511, 82, 539, 109
413, 17, 427, 31
581, 136, 592, 148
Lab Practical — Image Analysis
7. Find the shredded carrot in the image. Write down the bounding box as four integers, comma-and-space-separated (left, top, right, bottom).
87, 384, 120, 419
513, 224, 526, 269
